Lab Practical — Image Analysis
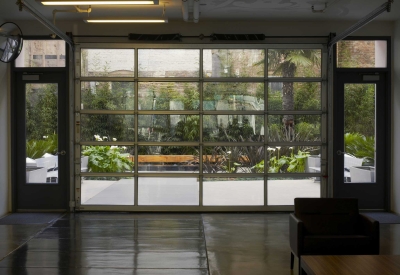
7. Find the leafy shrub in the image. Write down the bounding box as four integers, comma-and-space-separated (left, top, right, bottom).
82, 145, 133, 173
26, 134, 58, 159
344, 132, 375, 163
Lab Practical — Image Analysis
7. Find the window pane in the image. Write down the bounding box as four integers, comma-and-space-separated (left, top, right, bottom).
81, 176, 134, 205
268, 82, 321, 110
138, 115, 199, 142
203, 49, 264, 77
344, 84, 376, 183
81, 49, 134, 77
15, 40, 65, 67
80, 114, 134, 142
203, 146, 264, 173
267, 146, 320, 173
138, 147, 199, 173
138, 82, 199, 110
337, 40, 387, 68
81, 146, 133, 173
267, 49, 321, 77
26, 84, 59, 184
267, 177, 320, 205
138, 177, 199, 205
203, 115, 264, 142
203, 177, 264, 206
138, 49, 199, 77
203, 83, 264, 110
267, 115, 321, 142
81, 82, 134, 110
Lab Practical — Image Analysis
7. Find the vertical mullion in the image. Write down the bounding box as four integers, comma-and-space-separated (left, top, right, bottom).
134, 48, 139, 206
199, 48, 203, 207
264, 47, 268, 207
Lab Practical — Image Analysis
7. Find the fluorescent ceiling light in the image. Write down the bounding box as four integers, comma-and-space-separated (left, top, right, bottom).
84, 18, 168, 23
39, 0, 158, 5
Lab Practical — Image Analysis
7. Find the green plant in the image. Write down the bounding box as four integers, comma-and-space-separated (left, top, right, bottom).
344, 132, 375, 163
26, 134, 58, 159
286, 149, 310, 172
82, 135, 133, 172
263, 147, 310, 173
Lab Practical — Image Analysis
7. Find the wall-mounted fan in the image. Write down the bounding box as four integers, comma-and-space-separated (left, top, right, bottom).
0, 22, 23, 63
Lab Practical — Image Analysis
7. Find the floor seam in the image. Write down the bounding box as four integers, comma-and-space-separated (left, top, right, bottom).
201, 214, 211, 275
0, 212, 67, 262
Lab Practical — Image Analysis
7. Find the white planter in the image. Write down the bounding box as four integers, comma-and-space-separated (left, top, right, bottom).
26, 167, 47, 183
349, 166, 375, 183
306, 155, 321, 173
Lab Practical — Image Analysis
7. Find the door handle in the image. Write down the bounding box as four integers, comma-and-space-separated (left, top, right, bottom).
337, 150, 345, 155
56, 150, 66, 156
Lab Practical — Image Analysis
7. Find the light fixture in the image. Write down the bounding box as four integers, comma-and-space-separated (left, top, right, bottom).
38, 0, 158, 5
84, 2, 168, 23
84, 18, 168, 23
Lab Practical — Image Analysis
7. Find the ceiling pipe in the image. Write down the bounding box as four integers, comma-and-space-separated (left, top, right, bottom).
182, 0, 189, 22
193, 0, 199, 23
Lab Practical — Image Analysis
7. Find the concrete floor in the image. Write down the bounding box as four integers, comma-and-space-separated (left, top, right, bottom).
0, 213, 399, 274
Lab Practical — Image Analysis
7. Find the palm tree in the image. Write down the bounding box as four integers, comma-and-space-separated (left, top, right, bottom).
266, 49, 321, 140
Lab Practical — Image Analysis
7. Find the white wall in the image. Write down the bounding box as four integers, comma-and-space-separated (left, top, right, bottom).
393, 19, 400, 215
0, 62, 9, 217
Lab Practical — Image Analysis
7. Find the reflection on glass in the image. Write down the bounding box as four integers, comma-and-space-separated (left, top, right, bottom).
203, 177, 263, 205
267, 49, 321, 77
203, 82, 264, 111
138, 177, 199, 205
203, 49, 264, 78
344, 84, 376, 183
81, 49, 135, 77
268, 82, 321, 110
81, 176, 134, 205
203, 115, 264, 142
81, 145, 133, 173
81, 82, 134, 110
138, 115, 199, 142
337, 40, 387, 68
267, 115, 321, 142
138, 82, 199, 110
267, 177, 320, 205
80, 114, 134, 142
267, 146, 320, 173
26, 83, 58, 184
203, 146, 264, 173
138, 49, 199, 77
15, 40, 66, 68
138, 146, 199, 173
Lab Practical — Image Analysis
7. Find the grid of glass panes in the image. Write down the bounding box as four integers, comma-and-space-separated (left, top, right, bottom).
77, 45, 325, 209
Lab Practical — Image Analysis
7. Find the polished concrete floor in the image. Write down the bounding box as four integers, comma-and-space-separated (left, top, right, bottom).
0, 213, 399, 274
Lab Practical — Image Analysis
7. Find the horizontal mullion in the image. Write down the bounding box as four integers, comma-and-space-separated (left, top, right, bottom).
138, 78, 200, 82
134, 173, 200, 178
267, 141, 324, 146
202, 77, 265, 82
202, 110, 264, 115
79, 141, 135, 146
80, 172, 134, 177
267, 110, 324, 115
79, 110, 135, 115
138, 110, 199, 115
266, 173, 321, 177
78, 77, 136, 82
203, 142, 264, 146
202, 174, 264, 178
138, 142, 199, 146
266, 77, 324, 82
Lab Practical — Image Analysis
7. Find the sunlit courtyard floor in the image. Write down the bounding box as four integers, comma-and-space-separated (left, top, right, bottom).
81, 178, 320, 206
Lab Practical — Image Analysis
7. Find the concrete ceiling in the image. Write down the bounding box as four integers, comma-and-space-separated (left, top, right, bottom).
0, 0, 399, 24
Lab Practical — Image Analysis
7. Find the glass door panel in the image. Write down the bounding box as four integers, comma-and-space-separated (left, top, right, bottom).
344, 84, 376, 183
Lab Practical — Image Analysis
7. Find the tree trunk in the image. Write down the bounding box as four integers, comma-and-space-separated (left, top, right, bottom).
282, 61, 296, 141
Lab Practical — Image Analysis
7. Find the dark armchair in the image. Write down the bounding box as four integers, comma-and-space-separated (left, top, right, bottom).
290, 198, 379, 271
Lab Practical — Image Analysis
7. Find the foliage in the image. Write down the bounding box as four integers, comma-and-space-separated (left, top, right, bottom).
260, 147, 310, 173
344, 84, 375, 137
26, 84, 58, 140
82, 135, 133, 173
344, 132, 375, 162
26, 134, 58, 159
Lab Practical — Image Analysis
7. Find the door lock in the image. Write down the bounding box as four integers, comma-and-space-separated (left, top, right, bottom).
336, 150, 345, 155
56, 150, 66, 156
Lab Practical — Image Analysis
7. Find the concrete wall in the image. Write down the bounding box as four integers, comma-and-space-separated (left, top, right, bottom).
0, 62, 9, 217
393, 20, 400, 215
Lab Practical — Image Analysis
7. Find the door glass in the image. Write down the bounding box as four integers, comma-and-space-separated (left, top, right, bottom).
25, 83, 59, 184
344, 84, 376, 183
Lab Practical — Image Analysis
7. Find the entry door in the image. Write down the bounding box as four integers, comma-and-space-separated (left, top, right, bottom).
15, 72, 68, 210
333, 72, 389, 210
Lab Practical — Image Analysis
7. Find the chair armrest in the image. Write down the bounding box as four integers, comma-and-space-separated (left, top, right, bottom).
359, 214, 380, 254
289, 213, 304, 257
